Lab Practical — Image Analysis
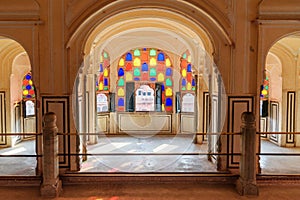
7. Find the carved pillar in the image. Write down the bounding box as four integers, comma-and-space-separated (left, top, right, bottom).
40, 112, 62, 197
236, 112, 259, 196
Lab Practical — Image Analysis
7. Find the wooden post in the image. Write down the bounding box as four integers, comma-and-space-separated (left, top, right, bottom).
40, 112, 62, 197
236, 112, 259, 196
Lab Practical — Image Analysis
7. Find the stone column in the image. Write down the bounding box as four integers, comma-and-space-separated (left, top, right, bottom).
40, 112, 62, 197
236, 112, 259, 196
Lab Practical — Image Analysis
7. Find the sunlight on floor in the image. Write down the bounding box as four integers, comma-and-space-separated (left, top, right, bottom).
153, 144, 178, 152
81, 136, 217, 173
0, 147, 26, 155
0, 138, 300, 175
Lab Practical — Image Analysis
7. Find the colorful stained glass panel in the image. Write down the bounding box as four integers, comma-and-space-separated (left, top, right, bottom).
150, 68, 156, 76
104, 69, 108, 77
142, 63, 148, 71
158, 52, 165, 61
22, 72, 35, 99
118, 68, 124, 76
118, 98, 124, 106
166, 88, 172, 96
158, 73, 164, 82
125, 72, 133, 81
149, 49, 156, 56
118, 78, 125, 86
134, 68, 141, 76
118, 88, 125, 96
166, 98, 172, 106
134, 58, 141, 66
134, 49, 141, 56
150, 58, 157, 66
126, 53, 132, 61
116, 48, 174, 112
119, 58, 125, 66
125, 63, 132, 71
166, 68, 172, 76
166, 78, 172, 86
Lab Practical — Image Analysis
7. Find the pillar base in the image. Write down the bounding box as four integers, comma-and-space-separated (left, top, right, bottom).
236, 178, 259, 196
195, 135, 203, 144
40, 179, 62, 198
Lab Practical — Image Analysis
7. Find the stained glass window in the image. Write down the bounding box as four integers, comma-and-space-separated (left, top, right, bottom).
260, 74, 269, 117
260, 76, 269, 100
116, 48, 173, 112
180, 51, 195, 112
22, 72, 35, 99
96, 51, 110, 112
22, 72, 36, 116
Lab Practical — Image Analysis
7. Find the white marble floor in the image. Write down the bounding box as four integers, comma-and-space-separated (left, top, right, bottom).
1, 136, 300, 175
80, 135, 217, 173
260, 139, 300, 174
0, 139, 37, 176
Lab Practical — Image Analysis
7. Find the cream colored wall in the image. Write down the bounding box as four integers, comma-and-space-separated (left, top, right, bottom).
10, 53, 31, 135
66, 1, 234, 140
265, 52, 282, 102
277, 36, 300, 146
0, 0, 300, 169
0, 0, 297, 131
0, 38, 28, 138
11, 53, 31, 104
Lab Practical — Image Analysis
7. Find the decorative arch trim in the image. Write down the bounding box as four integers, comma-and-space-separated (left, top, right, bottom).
67, 0, 232, 50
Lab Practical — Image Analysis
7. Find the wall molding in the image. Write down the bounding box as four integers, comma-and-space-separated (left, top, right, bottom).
42, 96, 70, 168
227, 95, 254, 168
269, 101, 279, 143
0, 91, 7, 146
286, 91, 295, 144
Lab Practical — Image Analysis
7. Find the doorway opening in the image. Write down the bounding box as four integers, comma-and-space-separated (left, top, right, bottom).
259, 33, 300, 174
71, 8, 227, 174
0, 36, 37, 175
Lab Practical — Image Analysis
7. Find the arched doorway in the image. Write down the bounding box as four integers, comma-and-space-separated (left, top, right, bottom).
68, 1, 230, 172
0, 36, 37, 175
11, 56, 37, 145
260, 52, 282, 141
259, 33, 300, 174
